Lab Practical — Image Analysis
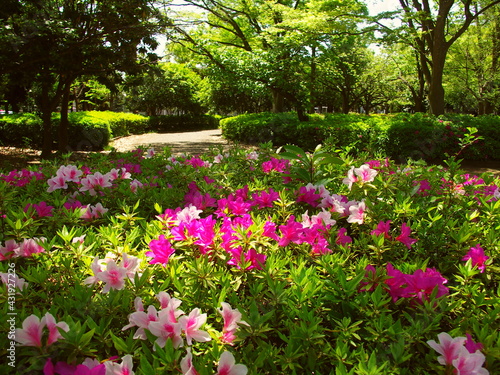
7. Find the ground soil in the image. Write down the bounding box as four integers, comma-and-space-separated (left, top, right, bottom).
1, 129, 499, 176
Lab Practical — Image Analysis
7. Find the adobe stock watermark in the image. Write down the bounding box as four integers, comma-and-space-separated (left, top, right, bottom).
5, 262, 17, 368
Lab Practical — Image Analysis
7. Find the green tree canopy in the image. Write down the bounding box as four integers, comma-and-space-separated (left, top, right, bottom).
0, 0, 161, 157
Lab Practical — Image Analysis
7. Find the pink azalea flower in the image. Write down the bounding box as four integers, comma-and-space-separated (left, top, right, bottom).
180, 348, 199, 375
0, 272, 28, 292
402, 268, 449, 304
462, 244, 489, 273
157, 291, 183, 310
452, 349, 488, 375
262, 221, 279, 241
122, 305, 159, 340
427, 332, 467, 366
343, 164, 378, 189
83, 256, 104, 285
176, 205, 203, 224
371, 220, 391, 239
148, 306, 184, 349
96, 260, 128, 293
218, 302, 249, 345
342, 166, 358, 190
347, 201, 366, 224
413, 179, 432, 196
129, 179, 144, 193
354, 164, 378, 183
396, 223, 417, 249
104, 355, 135, 375
58, 165, 83, 182
147, 235, 176, 266
179, 308, 211, 345
79, 172, 113, 196
384, 263, 408, 301
302, 210, 336, 228
246, 151, 259, 160
47, 175, 69, 192
215, 351, 248, 375
80, 203, 108, 220
17, 237, 46, 257
121, 253, 142, 280
15, 314, 45, 347
0, 239, 20, 260
42, 312, 70, 346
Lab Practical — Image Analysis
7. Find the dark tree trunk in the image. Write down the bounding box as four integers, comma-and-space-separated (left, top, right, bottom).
428, 28, 449, 116
271, 89, 285, 113
58, 81, 71, 153
296, 105, 309, 122
341, 90, 350, 114
40, 79, 54, 159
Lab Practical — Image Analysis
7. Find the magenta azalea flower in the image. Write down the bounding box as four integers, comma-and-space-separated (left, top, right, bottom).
396, 223, 417, 249
147, 235, 176, 266
24, 201, 54, 218
371, 220, 391, 238
336, 228, 352, 246
465, 333, 484, 354
462, 244, 489, 273
278, 216, 303, 247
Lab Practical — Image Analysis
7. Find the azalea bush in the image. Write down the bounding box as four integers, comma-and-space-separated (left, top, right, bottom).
0, 141, 499, 374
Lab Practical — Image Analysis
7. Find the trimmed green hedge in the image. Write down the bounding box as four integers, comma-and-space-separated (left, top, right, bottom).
220, 112, 500, 161
0, 112, 220, 151
148, 114, 220, 133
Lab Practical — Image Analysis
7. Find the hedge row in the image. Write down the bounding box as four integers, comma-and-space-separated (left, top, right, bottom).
220, 112, 500, 161
0, 112, 219, 151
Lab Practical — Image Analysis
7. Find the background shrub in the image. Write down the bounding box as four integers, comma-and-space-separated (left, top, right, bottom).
0, 113, 44, 148
220, 112, 500, 161
147, 114, 220, 133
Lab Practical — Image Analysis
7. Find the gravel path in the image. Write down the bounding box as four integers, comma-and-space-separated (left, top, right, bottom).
110, 129, 234, 155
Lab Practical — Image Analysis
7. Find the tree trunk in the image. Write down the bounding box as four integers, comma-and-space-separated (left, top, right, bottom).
58, 81, 72, 153
271, 89, 285, 113
296, 105, 309, 122
40, 79, 54, 159
428, 35, 449, 115
341, 90, 350, 114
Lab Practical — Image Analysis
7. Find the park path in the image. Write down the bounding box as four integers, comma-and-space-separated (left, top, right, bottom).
109, 129, 234, 155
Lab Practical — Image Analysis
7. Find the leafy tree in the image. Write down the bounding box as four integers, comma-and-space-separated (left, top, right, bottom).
445, 7, 500, 114
376, 0, 500, 115
125, 63, 205, 115
313, 35, 371, 113
0, 0, 161, 157
165, 0, 367, 120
